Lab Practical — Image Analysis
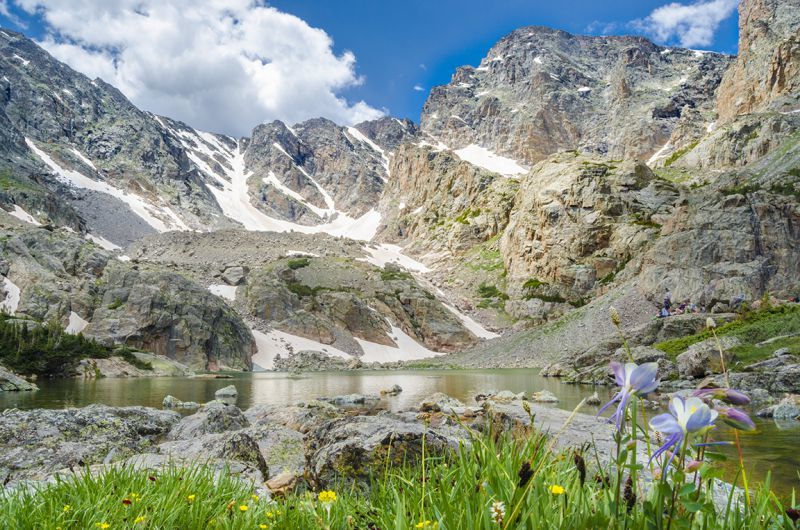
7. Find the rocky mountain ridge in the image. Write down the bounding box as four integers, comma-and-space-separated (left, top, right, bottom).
1, 0, 799, 372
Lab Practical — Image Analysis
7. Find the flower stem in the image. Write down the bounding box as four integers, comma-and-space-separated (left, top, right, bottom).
710, 326, 751, 507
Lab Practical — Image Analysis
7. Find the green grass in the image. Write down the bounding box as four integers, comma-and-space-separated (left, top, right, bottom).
380, 269, 413, 282
654, 304, 800, 362
0, 423, 794, 529
664, 141, 699, 167
287, 258, 310, 270
108, 298, 125, 310
455, 208, 481, 225
117, 348, 154, 371
729, 335, 800, 367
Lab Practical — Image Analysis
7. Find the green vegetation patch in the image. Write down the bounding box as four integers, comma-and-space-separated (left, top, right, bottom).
454, 208, 481, 224
287, 257, 310, 270
0, 314, 114, 376
380, 269, 413, 282
116, 348, 154, 371
663, 140, 699, 167
654, 304, 800, 362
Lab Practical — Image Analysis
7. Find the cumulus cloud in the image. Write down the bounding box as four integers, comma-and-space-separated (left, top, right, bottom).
12, 0, 384, 135
632, 0, 738, 48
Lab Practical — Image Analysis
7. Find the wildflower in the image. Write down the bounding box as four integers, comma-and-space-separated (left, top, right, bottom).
550, 484, 565, 495
649, 396, 718, 467
786, 507, 800, 522
63, 505, 71, 513
260, 525, 269, 529
573, 452, 587, 486
517, 461, 533, 487
122, 498, 132, 506
134, 516, 146, 524
318, 490, 337, 503
623, 476, 636, 513
706, 317, 716, 329
239, 505, 249, 512
597, 361, 659, 431
716, 406, 756, 431
692, 387, 750, 406
415, 521, 438, 529
490, 501, 505, 525
95, 524, 110, 529
187, 494, 196, 502
251, 494, 260, 501
130, 493, 141, 501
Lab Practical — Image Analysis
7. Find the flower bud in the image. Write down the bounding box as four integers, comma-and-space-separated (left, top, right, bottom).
717, 406, 756, 431
692, 388, 750, 406
706, 317, 716, 329
684, 459, 702, 473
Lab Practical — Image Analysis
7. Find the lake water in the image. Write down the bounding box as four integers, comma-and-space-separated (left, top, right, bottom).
1, 369, 797, 496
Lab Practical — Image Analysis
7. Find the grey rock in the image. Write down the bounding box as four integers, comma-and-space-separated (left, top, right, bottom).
306, 414, 468, 486
530, 390, 559, 403
245, 401, 342, 435
774, 348, 790, 357
586, 392, 602, 405
0, 405, 179, 484
380, 384, 403, 396
772, 394, 800, 420
676, 336, 740, 378
167, 402, 249, 440
0, 364, 38, 391
221, 266, 246, 286
419, 392, 466, 413
215, 385, 239, 399
162, 395, 200, 411
320, 393, 381, 408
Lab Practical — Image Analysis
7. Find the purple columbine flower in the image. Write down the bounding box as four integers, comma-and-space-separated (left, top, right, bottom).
649, 397, 718, 468
691, 388, 750, 406
716, 406, 756, 431
597, 361, 659, 431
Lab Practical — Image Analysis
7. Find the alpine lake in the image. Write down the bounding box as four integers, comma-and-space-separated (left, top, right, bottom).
1, 368, 797, 497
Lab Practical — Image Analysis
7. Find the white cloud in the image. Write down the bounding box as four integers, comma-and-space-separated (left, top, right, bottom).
12, 0, 383, 135
632, 0, 738, 48
413, 84, 424, 92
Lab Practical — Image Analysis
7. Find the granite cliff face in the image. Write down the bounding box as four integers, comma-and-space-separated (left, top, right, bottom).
716, 0, 800, 122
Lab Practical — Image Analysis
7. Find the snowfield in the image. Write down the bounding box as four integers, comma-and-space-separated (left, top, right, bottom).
453, 144, 528, 177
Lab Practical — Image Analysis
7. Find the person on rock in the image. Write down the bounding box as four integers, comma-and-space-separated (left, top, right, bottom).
663, 288, 672, 311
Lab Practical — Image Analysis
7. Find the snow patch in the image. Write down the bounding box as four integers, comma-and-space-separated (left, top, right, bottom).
647, 141, 672, 166
577, 86, 592, 92
208, 284, 237, 301
361, 243, 430, 273
285, 250, 320, 257
65, 311, 89, 334
12, 54, 29, 66
26, 138, 188, 233
453, 144, 528, 177
5, 204, 41, 226
534, 56, 543, 64
345, 126, 390, 177
251, 328, 352, 370
1, 277, 20, 314
85, 233, 121, 251
71, 148, 97, 170
356, 324, 442, 363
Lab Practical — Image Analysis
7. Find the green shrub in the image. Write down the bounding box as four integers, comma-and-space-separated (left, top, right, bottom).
116, 348, 154, 371
380, 269, 412, 282
107, 298, 124, 310
287, 257, 310, 270
0, 314, 113, 376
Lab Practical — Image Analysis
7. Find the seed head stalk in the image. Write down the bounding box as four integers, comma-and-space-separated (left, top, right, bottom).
708, 320, 750, 507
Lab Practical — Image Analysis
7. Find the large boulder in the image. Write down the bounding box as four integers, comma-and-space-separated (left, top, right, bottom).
157, 431, 269, 482
167, 402, 249, 440
244, 401, 342, 435
676, 336, 739, 378
306, 415, 469, 486
0, 405, 179, 484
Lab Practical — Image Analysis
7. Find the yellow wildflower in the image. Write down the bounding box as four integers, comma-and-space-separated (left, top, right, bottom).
187, 494, 196, 502
318, 490, 337, 503
95, 524, 110, 529
259, 525, 269, 529
62, 505, 71, 513
134, 516, 146, 524
251, 494, 260, 501
239, 505, 249, 512
415, 521, 438, 529
550, 484, 565, 495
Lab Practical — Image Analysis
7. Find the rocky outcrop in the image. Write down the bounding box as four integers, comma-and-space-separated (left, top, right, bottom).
421, 26, 731, 165
0, 363, 37, 391
243, 256, 476, 354
167, 402, 250, 440
716, 0, 800, 122
1, 226, 255, 371
0, 405, 180, 483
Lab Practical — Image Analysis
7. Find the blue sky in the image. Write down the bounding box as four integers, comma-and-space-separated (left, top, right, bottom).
0, 1, 740, 134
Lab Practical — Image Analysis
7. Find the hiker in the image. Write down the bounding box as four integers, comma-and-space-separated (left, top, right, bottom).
663, 287, 672, 311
